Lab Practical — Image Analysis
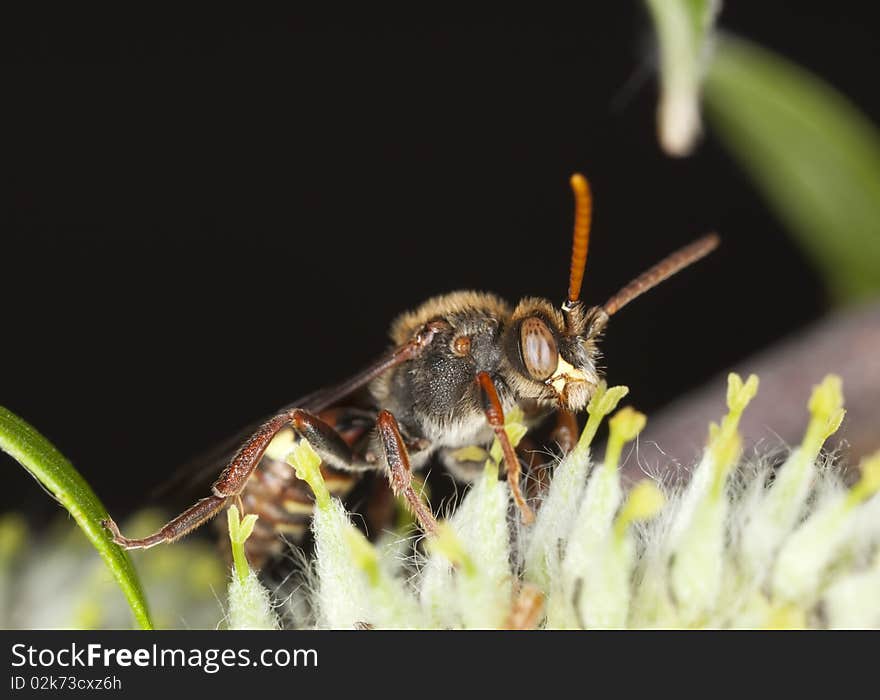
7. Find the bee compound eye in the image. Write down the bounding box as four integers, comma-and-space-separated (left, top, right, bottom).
519, 317, 559, 381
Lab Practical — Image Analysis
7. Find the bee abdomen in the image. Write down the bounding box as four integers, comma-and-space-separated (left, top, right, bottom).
230, 457, 360, 568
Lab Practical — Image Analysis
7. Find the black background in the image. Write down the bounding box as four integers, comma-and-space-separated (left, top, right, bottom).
1, 6, 876, 521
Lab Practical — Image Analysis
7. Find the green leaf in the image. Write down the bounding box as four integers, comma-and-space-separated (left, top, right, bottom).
645, 0, 721, 156
0, 406, 153, 629
705, 35, 880, 301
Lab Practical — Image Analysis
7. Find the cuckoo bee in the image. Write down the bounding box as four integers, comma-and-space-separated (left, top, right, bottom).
103, 174, 718, 567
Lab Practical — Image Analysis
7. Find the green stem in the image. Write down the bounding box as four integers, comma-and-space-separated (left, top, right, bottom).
0, 406, 153, 630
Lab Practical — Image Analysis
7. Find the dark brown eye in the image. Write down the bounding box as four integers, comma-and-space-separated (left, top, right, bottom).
520, 317, 558, 381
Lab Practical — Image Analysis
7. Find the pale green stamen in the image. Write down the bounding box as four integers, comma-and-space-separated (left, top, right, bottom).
227, 505, 259, 586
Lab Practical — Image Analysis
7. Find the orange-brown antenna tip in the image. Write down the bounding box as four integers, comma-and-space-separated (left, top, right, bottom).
567, 173, 592, 305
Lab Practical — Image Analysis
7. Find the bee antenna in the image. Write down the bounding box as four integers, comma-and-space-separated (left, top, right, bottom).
602, 233, 720, 317
565, 173, 592, 309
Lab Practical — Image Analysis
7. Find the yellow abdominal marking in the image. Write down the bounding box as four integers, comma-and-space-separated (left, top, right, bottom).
264, 428, 297, 461
282, 499, 315, 515
323, 474, 356, 493
273, 522, 307, 536
450, 446, 491, 463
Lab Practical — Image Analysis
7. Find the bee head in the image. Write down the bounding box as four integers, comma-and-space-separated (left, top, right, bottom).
502, 297, 603, 412
498, 174, 604, 412
501, 172, 718, 412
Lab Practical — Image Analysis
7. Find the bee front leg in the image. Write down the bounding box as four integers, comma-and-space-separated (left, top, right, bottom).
375, 410, 439, 536
476, 372, 536, 524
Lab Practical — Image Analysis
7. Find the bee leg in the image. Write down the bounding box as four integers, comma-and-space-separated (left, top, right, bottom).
363, 476, 397, 539
106, 410, 299, 549
517, 435, 553, 502
102, 495, 230, 549
550, 409, 579, 455
376, 410, 439, 536
505, 583, 545, 630
475, 372, 536, 524
289, 409, 376, 472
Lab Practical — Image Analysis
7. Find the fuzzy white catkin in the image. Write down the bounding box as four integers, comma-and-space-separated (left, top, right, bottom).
822, 557, 880, 628
739, 447, 818, 583
312, 497, 375, 629
294, 375, 880, 630
772, 496, 860, 605
454, 473, 513, 628
418, 553, 457, 628
421, 466, 512, 629
523, 442, 592, 592
669, 490, 728, 625
573, 532, 635, 629
666, 450, 716, 552
227, 570, 279, 630
308, 451, 880, 629
551, 460, 622, 628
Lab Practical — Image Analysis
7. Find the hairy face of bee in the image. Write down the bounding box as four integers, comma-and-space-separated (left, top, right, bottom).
503, 298, 601, 412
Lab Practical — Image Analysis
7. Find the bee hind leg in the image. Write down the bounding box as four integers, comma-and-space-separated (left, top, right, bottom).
290, 409, 439, 540
289, 409, 378, 472
102, 495, 230, 549
106, 409, 299, 549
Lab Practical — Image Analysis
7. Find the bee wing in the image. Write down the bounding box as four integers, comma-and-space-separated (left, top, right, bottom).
147, 385, 339, 501
148, 340, 421, 500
